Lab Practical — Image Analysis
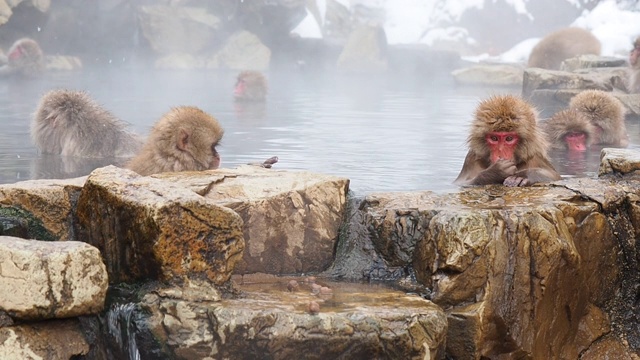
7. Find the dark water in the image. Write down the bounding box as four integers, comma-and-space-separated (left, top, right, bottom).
0, 68, 637, 194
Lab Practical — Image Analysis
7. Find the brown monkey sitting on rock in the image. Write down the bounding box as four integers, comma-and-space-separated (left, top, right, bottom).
528, 27, 601, 70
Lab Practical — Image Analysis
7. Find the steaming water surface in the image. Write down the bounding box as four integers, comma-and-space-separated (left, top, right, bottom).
0, 69, 637, 194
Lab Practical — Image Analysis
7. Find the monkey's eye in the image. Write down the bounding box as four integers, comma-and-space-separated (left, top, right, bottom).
505, 136, 513, 142
490, 135, 499, 142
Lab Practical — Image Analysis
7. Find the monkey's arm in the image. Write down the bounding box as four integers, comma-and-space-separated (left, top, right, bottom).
454, 152, 515, 186
508, 157, 562, 186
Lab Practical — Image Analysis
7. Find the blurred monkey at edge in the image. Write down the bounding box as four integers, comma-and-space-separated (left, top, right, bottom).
234, 70, 268, 102
528, 28, 601, 70
628, 36, 640, 94
0, 38, 45, 78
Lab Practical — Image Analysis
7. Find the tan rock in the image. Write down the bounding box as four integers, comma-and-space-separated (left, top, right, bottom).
0, 319, 89, 359
522, 67, 625, 98
599, 148, 640, 176
141, 278, 448, 359
337, 25, 388, 73
138, 5, 220, 55
0, 236, 107, 320
155, 166, 350, 275
0, 177, 85, 241
44, 55, 82, 71
206, 31, 271, 71
0, 1, 11, 26
451, 64, 524, 86
74, 166, 244, 285
560, 55, 627, 72
581, 335, 639, 360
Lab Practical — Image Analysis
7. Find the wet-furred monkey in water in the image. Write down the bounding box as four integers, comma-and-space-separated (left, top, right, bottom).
454, 95, 561, 187
569, 89, 628, 147
32, 89, 143, 157
0, 38, 45, 77
233, 70, 268, 101
542, 108, 595, 152
628, 36, 640, 94
126, 106, 224, 176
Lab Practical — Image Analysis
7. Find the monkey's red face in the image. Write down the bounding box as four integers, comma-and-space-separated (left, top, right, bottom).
564, 132, 587, 152
486, 131, 519, 163
8, 45, 23, 61
233, 79, 246, 97
631, 46, 640, 67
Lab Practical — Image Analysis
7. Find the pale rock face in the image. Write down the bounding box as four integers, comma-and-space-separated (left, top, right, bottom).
0, 236, 108, 320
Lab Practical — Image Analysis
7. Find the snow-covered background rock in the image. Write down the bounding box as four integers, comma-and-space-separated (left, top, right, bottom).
293, 0, 640, 62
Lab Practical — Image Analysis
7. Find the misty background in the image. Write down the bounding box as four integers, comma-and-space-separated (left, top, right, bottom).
0, 0, 639, 193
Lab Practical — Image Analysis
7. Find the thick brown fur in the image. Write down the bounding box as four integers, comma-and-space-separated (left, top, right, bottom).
234, 70, 268, 101
569, 89, 628, 147
455, 95, 561, 186
0, 38, 45, 77
528, 28, 601, 70
31, 89, 142, 157
126, 106, 224, 176
542, 109, 595, 150
629, 36, 640, 94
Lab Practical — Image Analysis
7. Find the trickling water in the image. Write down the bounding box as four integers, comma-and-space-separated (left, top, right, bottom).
0, 68, 638, 193
106, 302, 141, 360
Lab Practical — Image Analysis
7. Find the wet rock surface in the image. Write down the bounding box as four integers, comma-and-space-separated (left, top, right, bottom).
156, 165, 350, 275
0, 236, 108, 320
0, 319, 90, 359
139, 276, 448, 360
74, 166, 245, 285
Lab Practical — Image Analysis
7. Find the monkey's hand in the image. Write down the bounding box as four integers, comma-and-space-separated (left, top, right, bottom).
503, 176, 529, 187
488, 159, 517, 178
248, 156, 279, 168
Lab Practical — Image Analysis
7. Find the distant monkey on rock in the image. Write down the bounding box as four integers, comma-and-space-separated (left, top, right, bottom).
126, 106, 224, 176
233, 70, 268, 102
454, 95, 561, 187
31, 89, 142, 157
0, 38, 45, 77
628, 36, 640, 94
569, 89, 628, 147
528, 28, 601, 70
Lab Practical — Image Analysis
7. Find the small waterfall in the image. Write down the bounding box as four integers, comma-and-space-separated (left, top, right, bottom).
106, 302, 141, 360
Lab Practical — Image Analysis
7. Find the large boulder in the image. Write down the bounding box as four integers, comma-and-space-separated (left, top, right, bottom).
452, 63, 524, 87
337, 25, 388, 73
0, 319, 89, 359
139, 276, 448, 359
74, 166, 245, 285
0, 236, 107, 320
155, 166, 350, 275
206, 30, 271, 71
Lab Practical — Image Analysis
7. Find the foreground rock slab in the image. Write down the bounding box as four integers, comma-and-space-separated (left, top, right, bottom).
0, 319, 89, 359
0, 236, 107, 320
156, 166, 350, 275
140, 276, 448, 359
74, 166, 245, 285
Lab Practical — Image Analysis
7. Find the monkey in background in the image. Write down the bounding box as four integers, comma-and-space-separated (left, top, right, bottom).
126, 106, 224, 176
528, 28, 601, 70
454, 95, 561, 187
542, 108, 595, 152
0, 38, 45, 77
628, 36, 640, 94
233, 70, 268, 102
569, 89, 628, 147
32, 89, 143, 158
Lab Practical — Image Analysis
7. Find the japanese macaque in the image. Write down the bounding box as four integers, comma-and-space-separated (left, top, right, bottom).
454, 95, 561, 187
0, 38, 45, 77
569, 89, 628, 147
542, 109, 595, 152
31, 89, 143, 157
528, 28, 601, 70
629, 36, 640, 94
233, 70, 268, 101
126, 106, 224, 176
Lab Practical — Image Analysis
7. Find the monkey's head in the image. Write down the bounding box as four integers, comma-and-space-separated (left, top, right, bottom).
544, 109, 595, 151
234, 70, 268, 101
630, 37, 640, 67
470, 95, 547, 164
150, 106, 224, 171
8, 38, 44, 74
569, 90, 625, 141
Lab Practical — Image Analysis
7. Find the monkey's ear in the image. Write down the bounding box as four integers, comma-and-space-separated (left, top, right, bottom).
177, 129, 190, 151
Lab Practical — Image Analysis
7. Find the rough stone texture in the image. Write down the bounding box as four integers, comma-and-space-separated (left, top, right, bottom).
522, 67, 626, 99
599, 148, 640, 176
360, 178, 627, 359
0, 319, 89, 359
138, 5, 220, 55
581, 335, 640, 360
74, 166, 244, 285
0, 236, 107, 320
155, 166, 350, 275
337, 25, 388, 73
560, 55, 628, 72
140, 277, 448, 360
44, 55, 82, 71
451, 63, 524, 86
206, 31, 271, 71
0, 177, 85, 241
